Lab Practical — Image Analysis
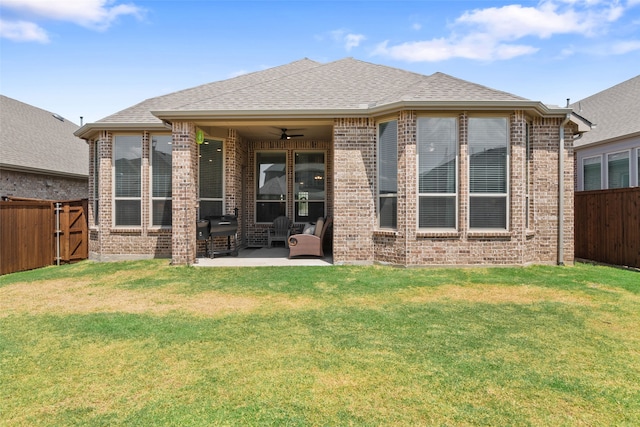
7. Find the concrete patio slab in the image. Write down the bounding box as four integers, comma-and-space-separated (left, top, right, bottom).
194, 247, 333, 267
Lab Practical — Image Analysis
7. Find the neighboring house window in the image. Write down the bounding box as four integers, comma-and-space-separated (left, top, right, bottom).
583, 156, 601, 190
607, 151, 630, 189
93, 141, 99, 226
113, 135, 142, 227
468, 117, 509, 229
637, 149, 640, 186
294, 152, 325, 223
417, 117, 457, 229
378, 120, 398, 229
199, 140, 224, 219
151, 135, 172, 227
256, 151, 286, 223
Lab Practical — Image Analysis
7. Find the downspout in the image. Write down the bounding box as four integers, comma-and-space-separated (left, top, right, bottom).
558, 114, 571, 266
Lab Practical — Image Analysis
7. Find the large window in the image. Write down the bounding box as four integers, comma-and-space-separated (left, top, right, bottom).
256, 151, 286, 223
199, 140, 224, 219
378, 120, 398, 228
417, 117, 457, 229
607, 151, 629, 189
113, 135, 142, 227
583, 156, 601, 190
151, 135, 172, 227
468, 117, 508, 229
294, 152, 325, 222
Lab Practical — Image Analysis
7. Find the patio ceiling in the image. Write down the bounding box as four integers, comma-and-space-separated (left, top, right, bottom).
197, 120, 334, 141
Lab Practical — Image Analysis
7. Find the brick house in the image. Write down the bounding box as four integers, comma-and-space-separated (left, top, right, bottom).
75, 58, 586, 266
1, 95, 88, 200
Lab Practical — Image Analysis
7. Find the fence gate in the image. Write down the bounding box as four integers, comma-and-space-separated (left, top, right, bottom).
0, 198, 88, 275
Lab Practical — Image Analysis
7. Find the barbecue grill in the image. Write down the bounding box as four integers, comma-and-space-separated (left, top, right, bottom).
206, 215, 238, 257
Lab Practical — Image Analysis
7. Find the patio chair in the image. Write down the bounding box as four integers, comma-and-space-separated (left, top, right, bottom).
288, 216, 332, 258
267, 216, 291, 248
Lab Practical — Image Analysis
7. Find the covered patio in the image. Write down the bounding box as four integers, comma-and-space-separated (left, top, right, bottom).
194, 246, 332, 267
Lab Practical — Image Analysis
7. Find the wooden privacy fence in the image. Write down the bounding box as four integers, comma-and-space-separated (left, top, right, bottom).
575, 188, 640, 269
0, 198, 88, 275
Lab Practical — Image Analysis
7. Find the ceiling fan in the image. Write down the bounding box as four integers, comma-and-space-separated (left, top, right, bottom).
274, 128, 304, 140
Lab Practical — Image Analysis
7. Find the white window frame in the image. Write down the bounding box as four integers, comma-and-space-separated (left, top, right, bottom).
293, 150, 326, 223
255, 150, 287, 224
198, 139, 225, 220
416, 116, 458, 231
377, 119, 398, 229
467, 116, 510, 231
605, 150, 631, 189
112, 134, 142, 228
149, 134, 172, 228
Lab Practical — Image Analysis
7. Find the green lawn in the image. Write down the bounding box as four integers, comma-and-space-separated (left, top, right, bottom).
1, 261, 638, 426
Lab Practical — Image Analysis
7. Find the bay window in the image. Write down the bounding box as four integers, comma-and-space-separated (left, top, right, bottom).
468, 117, 508, 229
199, 140, 224, 219
151, 135, 172, 227
113, 135, 141, 227
378, 120, 398, 229
417, 117, 457, 229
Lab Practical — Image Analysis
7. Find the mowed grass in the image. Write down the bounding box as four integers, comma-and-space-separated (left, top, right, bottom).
1, 261, 638, 426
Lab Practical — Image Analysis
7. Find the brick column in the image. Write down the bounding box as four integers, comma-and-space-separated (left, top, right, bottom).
171, 121, 198, 265
333, 118, 376, 264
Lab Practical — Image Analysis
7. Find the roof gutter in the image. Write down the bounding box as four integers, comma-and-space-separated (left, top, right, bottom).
150, 101, 572, 122
558, 113, 571, 266
74, 122, 168, 140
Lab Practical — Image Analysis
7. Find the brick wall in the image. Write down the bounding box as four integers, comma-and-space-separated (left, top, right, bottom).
333, 118, 376, 264
1, 169, 87, 200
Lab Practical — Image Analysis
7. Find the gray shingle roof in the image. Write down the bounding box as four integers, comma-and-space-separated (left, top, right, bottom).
95, 58, 532, 126
570, 75, 640, 147
1, 95, 88, 177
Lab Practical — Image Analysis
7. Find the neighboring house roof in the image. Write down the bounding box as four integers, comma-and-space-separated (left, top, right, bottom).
1, 95, 88, 178
570, 74, 640, 148
77, 58, 571, 139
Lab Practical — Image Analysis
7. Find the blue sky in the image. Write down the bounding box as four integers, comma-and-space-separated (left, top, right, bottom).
1, 0, 639, 125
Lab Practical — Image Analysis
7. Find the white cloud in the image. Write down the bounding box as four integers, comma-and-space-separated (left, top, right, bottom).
0, 18, 49, 43
330, 29, 366, 51
610, 40, 640, 54
373, 0, 633, 62
1, 0, 144, 42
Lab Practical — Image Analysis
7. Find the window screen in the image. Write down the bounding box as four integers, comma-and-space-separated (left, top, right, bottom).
608, 152, 629, 189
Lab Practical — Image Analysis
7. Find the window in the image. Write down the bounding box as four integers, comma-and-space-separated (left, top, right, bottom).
607, 151, 629, 189
199, 140, 224, 219
113, 136, 142, 227
378, 120, 397, 228
468, 117, 508, 229
417, 117, 457, 229
583, 156, 601, 190
294, 152, 325, 222
637, 149, 640, 186
256, 151, 286, 223
93, 141, 99, 226
151, 135, 172, 227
